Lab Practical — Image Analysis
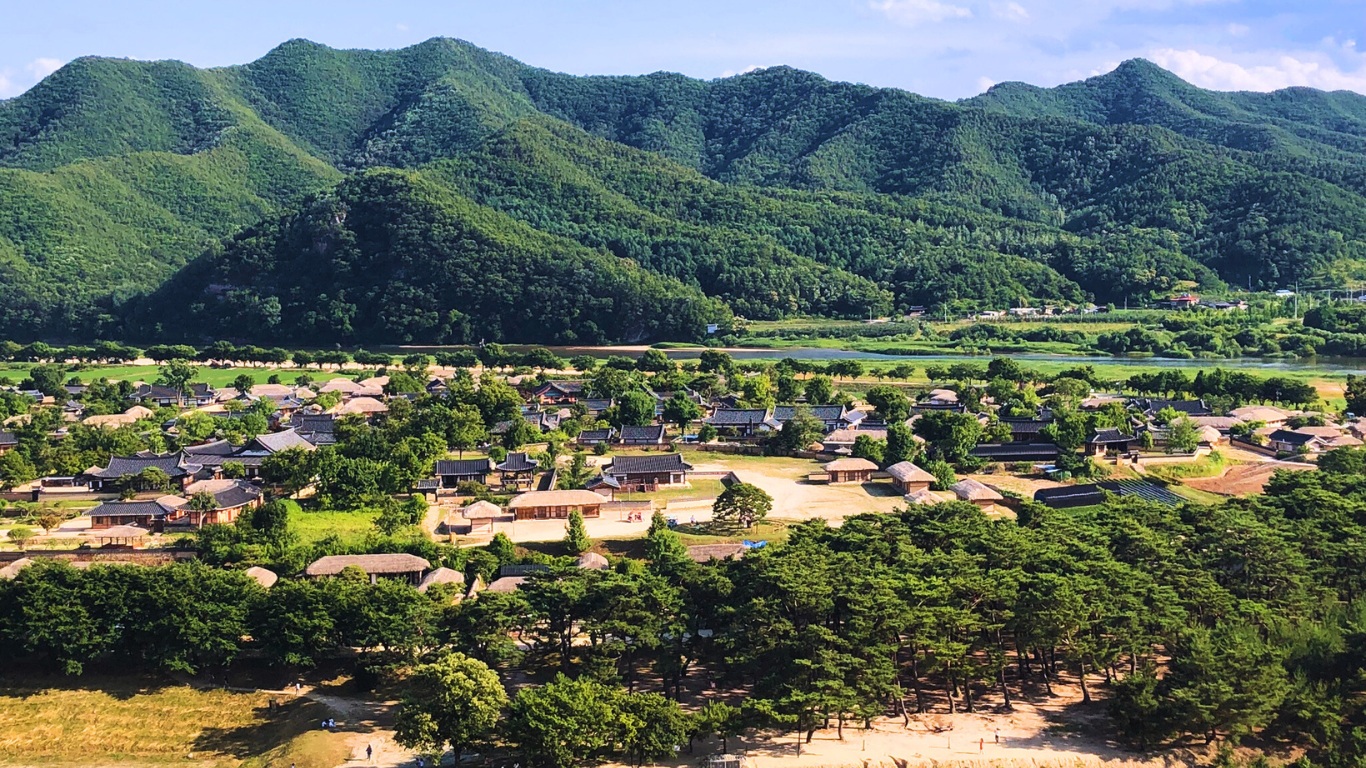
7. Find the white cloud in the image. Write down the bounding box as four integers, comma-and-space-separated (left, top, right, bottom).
25, 58, 63, 80
1150, 48, 1366, 92
976, 75, 997, 92
869, 0, 972, 26
991, 2, 1030, 22
720, 64, 766, 78
395, 23, 409, 32
0, 71, 15, 99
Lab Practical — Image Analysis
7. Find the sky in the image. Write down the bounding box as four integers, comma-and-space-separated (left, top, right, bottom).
2, 0, 1365, 100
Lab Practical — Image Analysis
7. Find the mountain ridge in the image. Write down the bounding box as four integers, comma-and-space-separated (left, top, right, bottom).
3, 39, 1366, 342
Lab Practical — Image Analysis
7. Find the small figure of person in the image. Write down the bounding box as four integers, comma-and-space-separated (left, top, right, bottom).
366, 744, 373, 762
994, 729, 1000, 744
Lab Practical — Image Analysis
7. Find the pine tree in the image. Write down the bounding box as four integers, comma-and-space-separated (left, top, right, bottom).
564, 510, 591, 555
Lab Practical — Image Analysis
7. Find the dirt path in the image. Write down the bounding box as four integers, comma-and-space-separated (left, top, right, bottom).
261, 686, 419, 768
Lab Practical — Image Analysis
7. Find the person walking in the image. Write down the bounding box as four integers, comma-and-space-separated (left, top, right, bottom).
366, 744, 373, 763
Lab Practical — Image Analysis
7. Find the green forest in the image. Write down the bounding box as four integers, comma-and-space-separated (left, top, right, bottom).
5, 39, 1366, 342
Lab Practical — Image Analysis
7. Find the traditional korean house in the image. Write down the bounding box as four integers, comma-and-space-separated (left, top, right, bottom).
951, 478, 1004, 511
704, 408, 776, 438
604, 453, 692, 491
497, 452, 540, 490
180, 479, 263, 527
576, 428, 614, 446
305, 553, 430, 585
531, 380, 586, 404
84, 497, 187, 532
885, 461, 935, 494
824, 457, 878, 484
771, 405, 862, 432
506, 489, 606, 520
83, 453, 202, 491
435, 458, 493, 488
0, 430, 16, 455
1086, 428, 1135, 456
618, 424, 667, 447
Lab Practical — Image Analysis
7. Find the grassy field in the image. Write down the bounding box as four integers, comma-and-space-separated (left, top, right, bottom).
1145, 451, 1228, 484
291, 509, 377, 547
0, 678, 343, 767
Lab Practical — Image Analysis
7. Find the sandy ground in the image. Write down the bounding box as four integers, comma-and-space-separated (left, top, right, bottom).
1185, 460, 1315, 496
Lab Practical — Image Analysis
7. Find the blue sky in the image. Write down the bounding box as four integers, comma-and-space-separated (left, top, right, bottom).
2, 0, 1364, 99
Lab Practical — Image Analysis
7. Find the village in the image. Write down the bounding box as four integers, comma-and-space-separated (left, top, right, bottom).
0, 348, 1343, 573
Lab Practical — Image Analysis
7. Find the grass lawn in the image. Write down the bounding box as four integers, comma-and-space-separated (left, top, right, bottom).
0, 677, 341, 767
1145, 451, 1228, 484
291, 509, 377, 547
614, 478, 725, 505
1168, 483, 1228, 505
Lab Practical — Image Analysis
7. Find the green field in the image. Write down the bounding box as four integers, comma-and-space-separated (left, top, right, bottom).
291, 509, 377, 547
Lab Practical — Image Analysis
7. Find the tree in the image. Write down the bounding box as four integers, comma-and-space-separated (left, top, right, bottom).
636, 349, 673, 373
0, 450, 37, 489
448, 404, 488, 457
394, 652, 508, 762
804, 375, 835, 405
768, 410, 824, 455
36, 511, 64, 535
26, 364, 66, 397
644, 511, 689, 571
851, 434, 886, 465
864, 385, 910, 422
250, 499, 297, 546
885, 422, 918, 466
7, 525, 34, 548
618, 691, 689, 766
698, 350, 733, 375
712, 482, 772, 533
564, 510, 591, 555
1347, 374, 1366, 416
616, 391, 657, 427
697, 423, 718, 443
507, 675, 621, 768
662, 393, 702, 432
1167, 417, 1200, 454
695, 700, 745, 752
261, 447, 316, 495
913, 411, 984, 466
230, 373, 256, 394
157, 359, 198, 396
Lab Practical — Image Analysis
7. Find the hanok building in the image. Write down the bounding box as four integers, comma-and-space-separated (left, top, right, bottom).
288, 414, 338, 446
772, 404, 863, 432
971, 442, 1063, 463
704, 408, 776, 438
84, 453, 203, 492
304, 553, 431, 585
0, 430, 16, 455
497, 452, 541, 490
824, 457, 878, 484
603, 453, 692, 491
507, 489, 606, 520
531, 380, 585, 404
618, 424, 667, 447
576, 428, 614, 446
885, 461, 935, 494
1000, 418, 1052, 443
181, 479, 263, 527
85, 497, 187, 532
435, 458, 493, 488
228, 429, 318, 478
1086, 428, 1136, 456
1267, 429, 1328, 454
1130, 398, 1212, 419
951, 478, 1004, 511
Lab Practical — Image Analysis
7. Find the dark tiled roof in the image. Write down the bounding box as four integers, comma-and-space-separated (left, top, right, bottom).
1088, 429, 1133, 445
413, 478, 441, 490
188, 383, 215, 398
86, 499, 180, 519
497, 452, 540, 472
133, 384, 182, 400
183, 440, 236, 457
1131, 398, 1211, 417
971, 443, 1061, 461
1003, 419, 1050, 435
249, 429, 316, 454
435, 458, 492, 476
772, 405, 845, 423
0, 431, 16, 446
197, 480, 262, 509
1033, 485, 1109, 508
577, 428, 614, 442
587, 475, 621, 489
89, 453, 195, 479
582, 399, 613, 413
535, 380, 585, 396
609, 453, 692, 474
706, 408, 771, 426
619, 424, 666, 442
1268, 429, 1319, 446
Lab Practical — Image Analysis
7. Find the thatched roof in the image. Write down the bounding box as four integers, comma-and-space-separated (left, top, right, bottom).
462, 500, 503, 519
903, 489, 940, 506
418, 567, 466, 593
485, 576, 527, 593
305, 553, 430, 577
885, 461, 935, 484
824, 457, 878, 472
507, 489, 606, 509
245, 566, 278, 588
576, 552, 610, 570
951, 478, 1003, 502
89, 524, 151, 539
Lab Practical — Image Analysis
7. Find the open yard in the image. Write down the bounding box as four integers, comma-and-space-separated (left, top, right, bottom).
0, 678, 344, 767
291, 509, 377, 547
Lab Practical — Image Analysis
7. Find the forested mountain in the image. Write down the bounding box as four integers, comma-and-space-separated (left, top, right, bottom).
4, 38, 1366, 342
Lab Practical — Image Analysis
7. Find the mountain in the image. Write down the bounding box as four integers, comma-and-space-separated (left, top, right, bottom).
4, 39, 1366, 342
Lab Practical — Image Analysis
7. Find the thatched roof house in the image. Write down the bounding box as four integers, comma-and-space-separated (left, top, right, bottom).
304, 553, 430, 584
